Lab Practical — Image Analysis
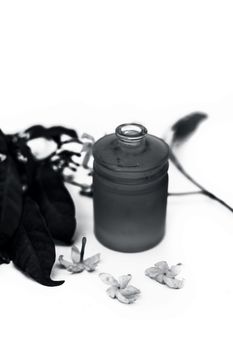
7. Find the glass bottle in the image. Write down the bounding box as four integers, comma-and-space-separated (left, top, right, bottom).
92, 123, 169, 252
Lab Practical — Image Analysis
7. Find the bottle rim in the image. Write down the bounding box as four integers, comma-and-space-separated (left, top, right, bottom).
115, 123, 147, 144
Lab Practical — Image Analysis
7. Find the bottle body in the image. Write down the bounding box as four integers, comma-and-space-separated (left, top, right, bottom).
93, 123, 169, 253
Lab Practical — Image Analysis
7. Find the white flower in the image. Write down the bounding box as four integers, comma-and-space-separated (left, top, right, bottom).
59, 237, 100, 273
99, 273, 140, 304
145, 261, 184, 289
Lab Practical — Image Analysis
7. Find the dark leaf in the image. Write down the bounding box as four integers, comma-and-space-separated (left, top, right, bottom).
25, 125, 78, 145
0, 246, 11, 265
46, 126, 78, 145
6, 136, 36, 191
51, 150, 81, 174
24, 125, 46, 139
11, 197, 64, 286
0, 129, 8, 153
80, 187, 93, 198
31, 162, 76, 244
56, 150, 81, 159
0, 130, 23, 245
171, 112, 207, 145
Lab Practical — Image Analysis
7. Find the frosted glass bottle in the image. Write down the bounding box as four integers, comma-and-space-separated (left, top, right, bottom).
92, 123, 169, 252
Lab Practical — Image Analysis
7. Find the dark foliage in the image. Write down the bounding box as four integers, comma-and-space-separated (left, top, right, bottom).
0, 131, 23, 246
25, 125, 79, 145
6, 136, 36, 190
80, 187, 93, 198
0, 247, 11, 265
11, 197, 64, 286
51, 150, 81, 173
0, 124, 82, 285
30, 162, 76, 244
171, 112, 207, 145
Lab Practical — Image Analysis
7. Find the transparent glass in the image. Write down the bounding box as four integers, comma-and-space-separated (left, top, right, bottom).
93, 123, 169, 252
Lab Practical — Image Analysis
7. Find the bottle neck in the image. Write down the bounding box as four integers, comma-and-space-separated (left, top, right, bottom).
115, 123, 147, 147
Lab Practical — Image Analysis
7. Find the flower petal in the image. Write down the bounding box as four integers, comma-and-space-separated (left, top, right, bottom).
118, 274, 132, 289
67, 263, 85, 273
71, 245, 81, 264
145, 267, 165, 284
154, 261, 169, 273
145, 267, 160, 279
116, 290, 138, 304
58, 255, 72, 269
106, 286, 118, 299
84, 253, 100, 272
99, 273, 119, 287
166, 263, 182, 278
163, 276, 184, 289
154, 273, 165, 284
120, 285, 140, 297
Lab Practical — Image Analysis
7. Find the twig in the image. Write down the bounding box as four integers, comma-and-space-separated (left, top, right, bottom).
169, 149, 233, 213
168, 191, 202, 196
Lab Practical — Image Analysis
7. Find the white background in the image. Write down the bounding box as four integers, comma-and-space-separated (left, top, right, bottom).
0, 1, 233, 349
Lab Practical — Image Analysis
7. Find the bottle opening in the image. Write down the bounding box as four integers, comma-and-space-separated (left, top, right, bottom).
115, 123, 147, 144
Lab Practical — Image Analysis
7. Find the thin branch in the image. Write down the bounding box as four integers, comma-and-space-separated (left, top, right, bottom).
168, 191, 203, 196
169, 149, 233, 213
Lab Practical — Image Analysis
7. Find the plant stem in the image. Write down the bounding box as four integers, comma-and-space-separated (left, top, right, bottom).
168, 191, 203, 196
80, 237, 87, 262
169, 149, 233, 213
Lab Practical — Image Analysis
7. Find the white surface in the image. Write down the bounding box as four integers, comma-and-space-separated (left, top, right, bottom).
0, 1, 233, 349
